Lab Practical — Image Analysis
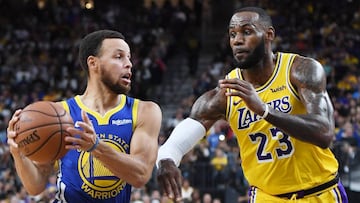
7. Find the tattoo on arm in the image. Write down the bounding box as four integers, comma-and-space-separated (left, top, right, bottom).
190, 88, 227, 128
293, 58, 327, 116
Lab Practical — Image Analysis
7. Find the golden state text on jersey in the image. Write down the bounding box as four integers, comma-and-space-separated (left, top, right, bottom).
55, 95, 138, 203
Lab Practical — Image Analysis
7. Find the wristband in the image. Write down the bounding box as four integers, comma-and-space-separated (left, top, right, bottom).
87, 136, 100, 152
260, 104, 269, 119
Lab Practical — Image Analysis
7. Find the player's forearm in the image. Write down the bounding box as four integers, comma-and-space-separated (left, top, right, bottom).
12, 153, 49, 195
157, 118, 207, 167
91, 141, 153, 188
265, 108, 333, 148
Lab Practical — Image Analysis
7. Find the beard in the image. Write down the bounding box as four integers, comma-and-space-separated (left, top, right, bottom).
233, 38, 265, 69
101, 69, 130, 95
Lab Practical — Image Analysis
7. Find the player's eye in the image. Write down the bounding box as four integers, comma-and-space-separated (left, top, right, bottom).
243, 29, 252, 35
229, 31, 236, 38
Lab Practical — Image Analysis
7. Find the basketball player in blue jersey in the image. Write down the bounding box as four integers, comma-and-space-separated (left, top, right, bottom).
6, 30, 162, 202
156, 7, 348, 202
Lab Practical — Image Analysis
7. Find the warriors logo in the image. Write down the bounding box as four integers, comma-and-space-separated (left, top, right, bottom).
78, 139, 127, 199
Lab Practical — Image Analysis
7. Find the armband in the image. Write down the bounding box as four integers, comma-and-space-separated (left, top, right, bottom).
156, 118, 206, 167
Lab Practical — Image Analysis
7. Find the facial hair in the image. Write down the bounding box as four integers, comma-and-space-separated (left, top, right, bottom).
101, 67, 130, 95
234, 38, 265, 69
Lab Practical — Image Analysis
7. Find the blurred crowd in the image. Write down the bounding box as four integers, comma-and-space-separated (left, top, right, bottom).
0, 0, 360, 202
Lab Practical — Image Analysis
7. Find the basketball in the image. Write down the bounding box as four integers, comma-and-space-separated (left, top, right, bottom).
14, 101, 74, 163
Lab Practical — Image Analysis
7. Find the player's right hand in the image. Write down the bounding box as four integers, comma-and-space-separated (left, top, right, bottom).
6, 109, 22, 154
156, 159, 183, 202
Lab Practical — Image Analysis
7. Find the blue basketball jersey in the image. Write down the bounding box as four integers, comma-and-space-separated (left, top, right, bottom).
54, 95, 138, 203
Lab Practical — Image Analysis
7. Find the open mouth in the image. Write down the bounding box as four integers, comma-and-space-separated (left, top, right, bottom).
121, 73, 132, 84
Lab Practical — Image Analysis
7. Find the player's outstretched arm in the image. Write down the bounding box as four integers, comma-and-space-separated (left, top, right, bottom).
156, 87, 227, 201
7, 109, 54, 195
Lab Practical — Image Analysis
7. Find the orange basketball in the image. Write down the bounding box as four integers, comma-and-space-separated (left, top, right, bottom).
14, 101, 74, 163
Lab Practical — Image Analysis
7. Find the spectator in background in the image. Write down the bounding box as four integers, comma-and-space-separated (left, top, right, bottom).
185, 28, 201, 76
131, 189, 144, 203
190, 188, 201, 203
150, 189, 162, 203
336, 120, 360, 147
181, 178, 194, 202
213, 198, 222, 203
207, 120, 227, 157
9, 186, 31, 203
333, 138, 360, 203
166, 108, 186, 130
202, 193, 212, 203
210, 147, 228, 189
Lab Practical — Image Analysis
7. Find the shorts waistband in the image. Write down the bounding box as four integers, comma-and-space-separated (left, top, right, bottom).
275, 174, 339, 199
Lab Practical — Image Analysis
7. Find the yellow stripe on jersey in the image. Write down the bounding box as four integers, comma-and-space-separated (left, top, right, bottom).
61, 100, 70, 114
74, 95, 126, 125
132, 98, 139, 131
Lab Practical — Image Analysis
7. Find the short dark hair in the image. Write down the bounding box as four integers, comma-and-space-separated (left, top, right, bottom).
234, 7, 273, 28
78, 29, 125, 74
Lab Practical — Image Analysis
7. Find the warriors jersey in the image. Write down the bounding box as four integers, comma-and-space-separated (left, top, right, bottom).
55, 95, 138, 203
225, 52, 339, 195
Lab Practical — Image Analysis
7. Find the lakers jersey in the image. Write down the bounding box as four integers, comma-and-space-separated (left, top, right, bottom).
226, 52, 338, 195
55, 95, 138, 203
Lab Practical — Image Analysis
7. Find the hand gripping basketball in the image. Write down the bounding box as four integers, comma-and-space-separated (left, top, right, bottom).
14, 101, 74, 163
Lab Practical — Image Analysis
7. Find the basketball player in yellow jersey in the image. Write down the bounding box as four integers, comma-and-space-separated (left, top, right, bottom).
156, 7, 348, 202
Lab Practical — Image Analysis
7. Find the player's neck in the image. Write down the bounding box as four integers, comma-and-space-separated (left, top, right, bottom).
241, 53, 275, 87
80, 88, 122, 116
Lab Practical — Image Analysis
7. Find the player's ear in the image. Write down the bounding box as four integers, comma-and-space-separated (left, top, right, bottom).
87, 55, 99, 72
266, 26, 275, 40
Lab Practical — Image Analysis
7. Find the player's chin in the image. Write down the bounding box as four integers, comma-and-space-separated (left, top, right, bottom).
122, 84, 131, 94
234, 54, 246, 62
110, 82, 131, 94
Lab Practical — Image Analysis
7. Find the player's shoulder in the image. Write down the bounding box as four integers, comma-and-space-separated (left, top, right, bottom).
137, 99, 162, 114
290, 54, 326, 87
136, 100, 162, 126
292, 54, 323, 70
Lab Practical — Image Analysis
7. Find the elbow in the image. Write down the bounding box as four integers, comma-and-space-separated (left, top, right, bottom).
26, 187, 45, 196
315, 119, 334, 149
316, 132, 334, 149
318, 141, 331, 149
128, 166, 152, 188
131, 174, 150, 188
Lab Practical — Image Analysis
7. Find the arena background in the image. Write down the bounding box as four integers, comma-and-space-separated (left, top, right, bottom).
0, 0, 360, 202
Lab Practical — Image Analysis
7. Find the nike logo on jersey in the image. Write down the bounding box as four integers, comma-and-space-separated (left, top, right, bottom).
233, 100, 241, 106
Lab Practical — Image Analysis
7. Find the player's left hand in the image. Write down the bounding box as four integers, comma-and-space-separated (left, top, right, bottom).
65, 110, 99, 152
219, 78, 266, 115
6, 109, 22, 154
156, 159, 183, 202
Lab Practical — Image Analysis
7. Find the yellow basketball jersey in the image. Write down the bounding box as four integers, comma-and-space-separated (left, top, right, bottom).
226, 52, 338, 195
